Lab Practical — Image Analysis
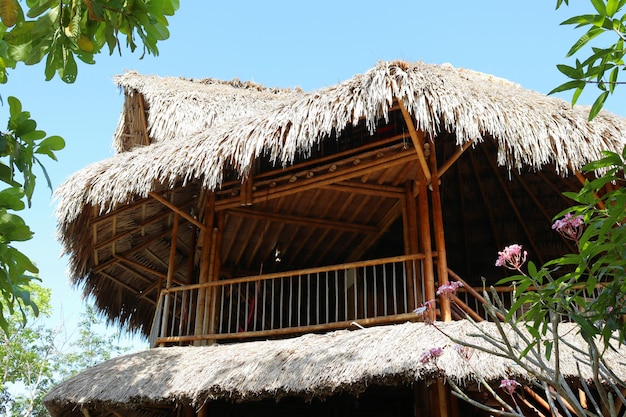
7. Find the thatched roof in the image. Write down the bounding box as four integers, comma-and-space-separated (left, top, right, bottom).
53, 60, 626, 335
113, 72, 302, 152
58, 61, 626, 225
43, 320, 626, 416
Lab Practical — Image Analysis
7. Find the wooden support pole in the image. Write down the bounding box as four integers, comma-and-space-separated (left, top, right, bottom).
417, 175, 435, 321
397, 98, 432, 183
429, 139, 451, 321
159, 213, 179, 346
195, 193, 215, 343
436, 379, 450, 417
403, 182, 420, 309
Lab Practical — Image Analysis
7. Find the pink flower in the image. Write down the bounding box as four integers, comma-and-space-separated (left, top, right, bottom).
499, 378, 521, 395
552, 213, 584, 242
420, 347, 444, 364
413, 299, 435, 316
495, 244, 527, 270
436, 281, 464, 298
453, 344, 473, 360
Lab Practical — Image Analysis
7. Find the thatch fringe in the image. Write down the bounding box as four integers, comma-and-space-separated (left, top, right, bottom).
43, 321, 626, 415
57, 61, 626, 229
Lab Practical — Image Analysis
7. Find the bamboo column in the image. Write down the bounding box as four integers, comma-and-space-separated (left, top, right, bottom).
194, 193, 215, 344
417, 170, 435, 320
429, 140, 451, 321
159, 213, 179, 346
208, 211, 225, 336
403, 182, 420, 310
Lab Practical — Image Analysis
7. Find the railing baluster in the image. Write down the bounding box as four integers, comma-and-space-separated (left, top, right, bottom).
402, 262, 408, 313
263, 279, 276, 329
325, 272, 329, 324
307, 273, 311, 326
383, 265, 388, 316
335, 270, 339, 322
392, 262, 398, 315
298, 274, 302, 327
278, 278, 285, 329
373, 266, 378, 317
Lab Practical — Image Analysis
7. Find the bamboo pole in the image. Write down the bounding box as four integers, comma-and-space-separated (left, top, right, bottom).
215, 150, 417, 210
417, 176, 435, 321
404, 182, 420, 309
397, 98, 432, 183
149, 191, 206, 230
159, 213, 179, 346
429, 139, 451, 321
194, 193, 215, 342
436, 379, 449, 417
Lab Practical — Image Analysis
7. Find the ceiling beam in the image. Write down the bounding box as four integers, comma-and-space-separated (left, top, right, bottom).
148, 191, 205, 230
215, 147, 417, 210
226, 207, 380, 234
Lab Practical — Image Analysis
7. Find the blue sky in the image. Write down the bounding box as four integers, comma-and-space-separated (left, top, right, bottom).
4, 1, 623, 344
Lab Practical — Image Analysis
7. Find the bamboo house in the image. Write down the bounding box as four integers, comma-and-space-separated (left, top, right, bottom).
45, 61, 626, 417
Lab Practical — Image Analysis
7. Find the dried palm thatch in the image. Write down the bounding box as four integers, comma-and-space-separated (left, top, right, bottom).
57, 60, 626, 227
113, 72, 302, 152
43, 320, 626, 416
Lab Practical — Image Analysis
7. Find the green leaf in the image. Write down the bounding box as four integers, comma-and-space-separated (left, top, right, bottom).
0, 211, 33, 242
548, 79, 585, 95
567, 27, 605, 57
608, 0, 620, 16
26, 0, 56, 18
590, 0, 608, 15
589, 90, 609, 120
0, 187, 25, 210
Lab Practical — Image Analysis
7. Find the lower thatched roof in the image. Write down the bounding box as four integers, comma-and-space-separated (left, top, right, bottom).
44, 320, 626, 416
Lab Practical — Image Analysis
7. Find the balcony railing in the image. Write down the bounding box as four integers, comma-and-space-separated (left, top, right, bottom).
150, 254, 429, 346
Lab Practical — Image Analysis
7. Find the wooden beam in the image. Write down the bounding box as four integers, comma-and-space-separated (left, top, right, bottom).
149, 191, 205, 230
437, 139, 475, 178
397, 98, 432, 183
226, 207, 380, 234
94, 229, 171, 273
94, 197, 198, 251
322, 181, 405, 198
215, 148, 417, 210
114, 255, 165, 280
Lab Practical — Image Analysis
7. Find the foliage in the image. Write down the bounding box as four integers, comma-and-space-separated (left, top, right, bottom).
416, 148, 626, 416
552, 0, 626, 119
500, 149, 626, 350
0, 0, 179, 335
0, 283, 135, 416
0, 96, 63, 336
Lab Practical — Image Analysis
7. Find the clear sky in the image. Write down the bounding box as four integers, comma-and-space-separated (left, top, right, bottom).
3, 1, 623, 344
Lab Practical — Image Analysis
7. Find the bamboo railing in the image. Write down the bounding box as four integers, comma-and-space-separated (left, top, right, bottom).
150, 254, 428, 346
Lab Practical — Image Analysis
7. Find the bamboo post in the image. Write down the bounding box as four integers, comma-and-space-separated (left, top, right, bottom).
429, 139, 451, 321
208, 211, 225, 336
403, 182, 420, 310
417, 175, 435, 321
159, 213, 179, 346
436, 379, 450, 417
194, 193, 215, 344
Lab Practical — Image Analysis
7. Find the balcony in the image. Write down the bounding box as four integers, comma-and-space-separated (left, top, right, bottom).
150, 254, 430, 346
